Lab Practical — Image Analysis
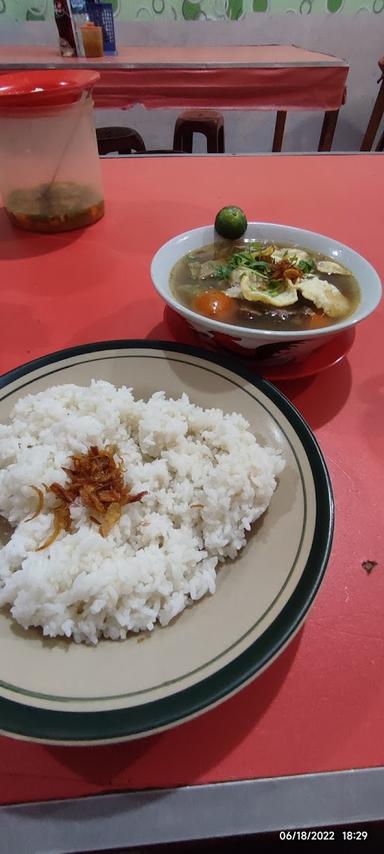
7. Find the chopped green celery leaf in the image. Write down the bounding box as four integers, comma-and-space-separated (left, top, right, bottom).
214, 265, 230, 278
250, 261, 270, 271
297, 259, 315, 274
210, 244, 275, 282
268, 279, 285, 294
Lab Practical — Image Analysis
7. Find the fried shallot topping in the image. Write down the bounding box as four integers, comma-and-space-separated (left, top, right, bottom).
30, 445, 147, 549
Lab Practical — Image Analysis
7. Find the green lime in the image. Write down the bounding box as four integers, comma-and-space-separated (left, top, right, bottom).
214, 205, 247, 240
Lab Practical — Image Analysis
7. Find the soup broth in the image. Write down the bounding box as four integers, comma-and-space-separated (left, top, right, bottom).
170, 239, 360, 332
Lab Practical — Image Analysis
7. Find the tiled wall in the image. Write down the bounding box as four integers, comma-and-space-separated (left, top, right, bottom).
2, 0, 383, 22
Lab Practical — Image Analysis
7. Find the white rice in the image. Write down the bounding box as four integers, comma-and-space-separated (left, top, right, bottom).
0, 381, 284, 644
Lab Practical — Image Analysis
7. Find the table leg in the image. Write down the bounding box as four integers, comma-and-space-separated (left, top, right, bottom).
361, 79, 384, 151
376, 129, 384, 151
318, 110, 339, 152
272, 111, 287, 152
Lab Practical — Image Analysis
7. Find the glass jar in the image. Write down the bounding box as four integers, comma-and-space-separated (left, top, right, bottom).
81, 23, 104, 58
0, 70, 104, 233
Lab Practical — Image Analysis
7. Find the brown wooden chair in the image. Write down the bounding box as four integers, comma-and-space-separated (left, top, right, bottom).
173, 110, 225, 153
96, 127, 146, 155
361, 57, 384, 151
376, 128, 384, 152
96, 127, 184, 156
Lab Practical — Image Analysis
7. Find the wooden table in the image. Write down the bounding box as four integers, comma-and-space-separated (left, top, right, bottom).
1, 154, 383, 850
0, 45, 349, 152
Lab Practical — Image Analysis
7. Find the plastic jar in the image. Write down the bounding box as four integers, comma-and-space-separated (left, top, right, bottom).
0, 70, 104, 233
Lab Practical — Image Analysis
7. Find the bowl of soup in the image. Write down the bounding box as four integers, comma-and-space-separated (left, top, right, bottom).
151, 223, 382, 365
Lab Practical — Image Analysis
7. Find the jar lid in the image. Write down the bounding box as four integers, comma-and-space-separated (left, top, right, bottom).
0, 70, 100, 111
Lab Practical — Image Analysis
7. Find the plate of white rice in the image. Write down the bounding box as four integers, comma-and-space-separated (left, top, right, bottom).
0, 340, 333, 744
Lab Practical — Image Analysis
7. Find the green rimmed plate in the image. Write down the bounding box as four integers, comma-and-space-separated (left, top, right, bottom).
0, 341, 333, 744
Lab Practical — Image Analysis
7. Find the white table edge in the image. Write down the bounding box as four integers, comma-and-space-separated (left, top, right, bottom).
0, 60, 348, 70
1, 767, 383, 853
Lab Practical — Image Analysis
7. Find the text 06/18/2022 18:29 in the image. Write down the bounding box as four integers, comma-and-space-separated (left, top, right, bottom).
279, 830, 369, 841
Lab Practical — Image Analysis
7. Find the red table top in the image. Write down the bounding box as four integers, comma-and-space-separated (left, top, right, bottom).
0, 154, 383, 806
0, 45, 348, 110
